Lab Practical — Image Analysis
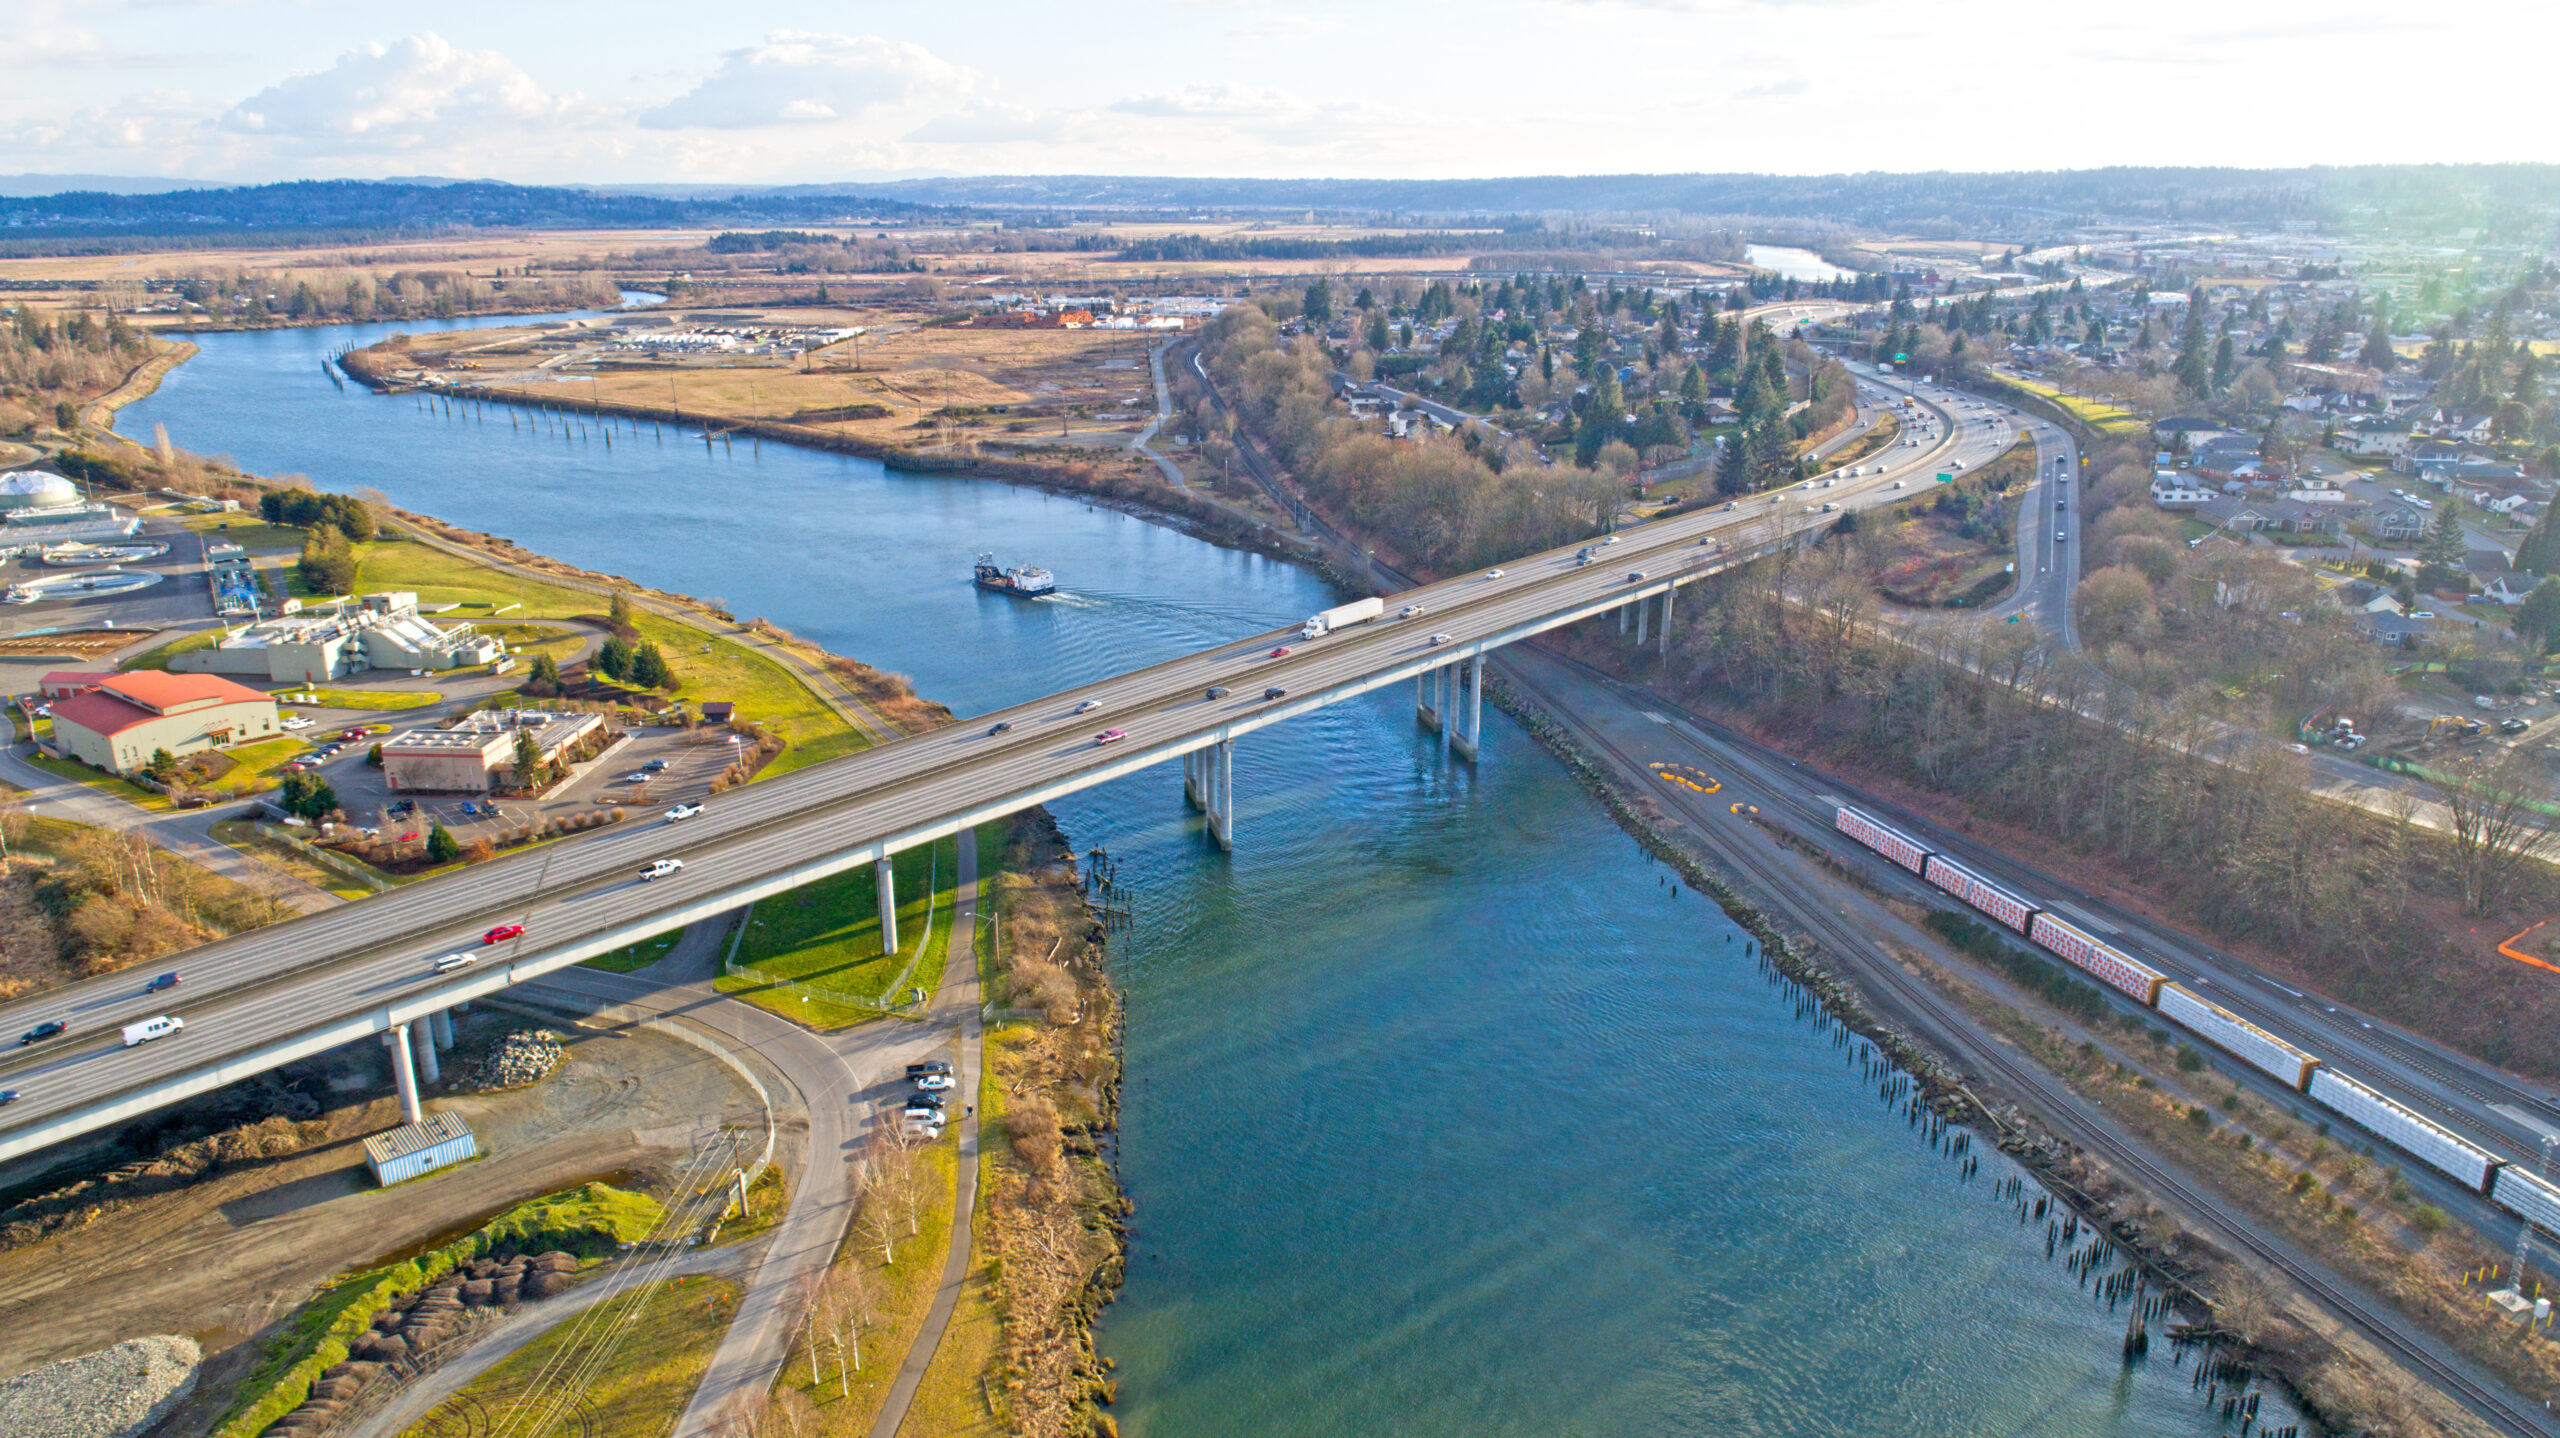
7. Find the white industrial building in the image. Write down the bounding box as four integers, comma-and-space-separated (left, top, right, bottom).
380, 709, 605, 793
174, 592, 505, 685
0, 469, 140, 542
363, 1111, 476, 1186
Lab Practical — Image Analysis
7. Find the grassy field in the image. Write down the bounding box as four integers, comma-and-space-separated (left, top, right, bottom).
716, 833, 962, 1027
121, 627, 224, 672
207, 819, 376, 900
771, 1133, 963, 1437
24, 752, 171, 810
1997, 374, 2143, 436
349, 536, 861, 774
176, 735, 306, 797
171, 515, 308, 552
404, 1275, 739, 1438
897, 1012, 1013, 1438
299, 687, 442, 711
586, 927, 685, 973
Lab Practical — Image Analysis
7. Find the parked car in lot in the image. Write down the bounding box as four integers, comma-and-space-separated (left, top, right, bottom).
18, 1020, 65, 1046
906, 1061, 951, 1077
913, 1070, 956, 1091
1095, 729, 1127, 745
905, 1089, 948, 1108
621, 771, 652, 783
642, 758, 669, 773
280, 716, 313, 730
482, 923, 525, 944
665, 803, 703, 821
144, 972, 180, 994
640, 858, 684, 881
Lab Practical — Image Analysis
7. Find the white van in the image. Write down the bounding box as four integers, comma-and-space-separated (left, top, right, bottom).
122, 1015, 183, 1047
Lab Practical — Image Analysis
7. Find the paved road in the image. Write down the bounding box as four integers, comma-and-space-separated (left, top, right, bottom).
0, 393, 2011, 1163
1127, 343, 1188, 492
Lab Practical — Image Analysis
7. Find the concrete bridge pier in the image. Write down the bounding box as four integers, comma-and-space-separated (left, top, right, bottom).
385, 1023, 423, 1124
1206, 739, 1235, 850
1659, 587, 1676, 658
1616, 602, 1629, 635
1416, 667, 1442, 733
1634, 596, 1649, 646
429, 1008, 454, 1051
1183, 748, 1206, 809
1451, 654, 1485, 760
876, 856, 898, 955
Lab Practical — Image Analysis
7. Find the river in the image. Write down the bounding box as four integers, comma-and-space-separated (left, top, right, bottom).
1745, 244, 1855, 285
119, 316, 2293, 1437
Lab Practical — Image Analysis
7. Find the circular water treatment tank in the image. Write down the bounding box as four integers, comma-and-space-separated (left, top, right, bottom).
0, 469, 79, 512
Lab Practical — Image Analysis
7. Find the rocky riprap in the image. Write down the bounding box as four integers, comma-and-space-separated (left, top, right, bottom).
259, 1252, 579, 1437
0, 1334, 200, 1438
457, 1029, 564, 1091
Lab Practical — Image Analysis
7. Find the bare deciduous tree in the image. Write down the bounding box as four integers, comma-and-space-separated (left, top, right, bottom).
2441, 751, 2560, 915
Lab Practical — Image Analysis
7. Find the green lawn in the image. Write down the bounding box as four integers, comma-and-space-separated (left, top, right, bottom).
121, 628, 225, 672
350, 536, 862, 773
296, 687, 442, 711
173, 515, 308, 552
24, 752, 172, 811
717, 830, 970, 1027
1998, 374, 2143, 435
587, 927, 685, 973
178, 735, 308, 796
404, 1276, 739, 1438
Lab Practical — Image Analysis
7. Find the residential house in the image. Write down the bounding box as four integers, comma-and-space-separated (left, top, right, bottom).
2485, 572, 2542, 606
2334, 416, 2411, 458
2150, 471, 2217, 509
2370, 503, 2428, 544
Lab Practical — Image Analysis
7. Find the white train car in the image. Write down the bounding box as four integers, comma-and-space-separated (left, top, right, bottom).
1921, 855, 2036, 934
2025, 912, 2166, 1006
1835, 806, 1930, 874
2156, 984, 2319, 1091
2308, 1068, 2503, 1195
2493, 1165, 2560, 1236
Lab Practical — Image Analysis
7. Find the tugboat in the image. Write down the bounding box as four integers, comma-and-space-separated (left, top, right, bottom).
973, 552, 1056, 598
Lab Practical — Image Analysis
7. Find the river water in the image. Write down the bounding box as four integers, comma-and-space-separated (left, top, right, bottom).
1745, 244, 1855, 285
120, 317, 2292, 1437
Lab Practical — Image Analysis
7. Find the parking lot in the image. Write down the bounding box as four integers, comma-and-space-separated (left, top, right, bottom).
307, 719, 749, 845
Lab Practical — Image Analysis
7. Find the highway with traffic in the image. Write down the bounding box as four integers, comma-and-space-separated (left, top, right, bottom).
0, 377, 2015, 1163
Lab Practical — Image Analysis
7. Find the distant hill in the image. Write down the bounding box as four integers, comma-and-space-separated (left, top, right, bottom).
0, 174, 230, 198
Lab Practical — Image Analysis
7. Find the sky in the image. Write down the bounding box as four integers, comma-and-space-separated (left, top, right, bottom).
0, 0, 2548, 187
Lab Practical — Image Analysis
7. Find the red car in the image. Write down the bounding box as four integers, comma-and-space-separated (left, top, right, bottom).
482, 923, 525, 944
1268, 646, 1292, 658
1095, 729, 1127, 746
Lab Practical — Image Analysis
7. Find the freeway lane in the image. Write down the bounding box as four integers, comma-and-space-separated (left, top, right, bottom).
0, 354, 2012, 1161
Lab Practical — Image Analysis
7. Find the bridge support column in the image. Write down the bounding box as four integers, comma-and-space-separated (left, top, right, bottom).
876, 857, 898, 956
415, 1026, 441, 1086
386, 1023, 423, 1125
1183, 749, 1204, 810
430, 1008, 454, 1051
1659, 587, 1675, 658
1452, 654, 1484, 761
1417, 667, 1441, 733
1634, 595, 1649, 646
1207, 740, 1235, 850
1616, 603, 1628, 635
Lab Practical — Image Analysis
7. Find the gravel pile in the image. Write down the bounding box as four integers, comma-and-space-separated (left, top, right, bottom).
263, 1252, 577, 1437
0, 1334, 200, 1438
460, 1029, 564, 1091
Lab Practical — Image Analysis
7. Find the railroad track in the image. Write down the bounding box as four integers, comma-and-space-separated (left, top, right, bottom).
1497, 654, 2558, 1438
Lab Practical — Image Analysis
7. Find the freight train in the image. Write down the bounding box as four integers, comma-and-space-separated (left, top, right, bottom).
1833, 804, 2560, 1234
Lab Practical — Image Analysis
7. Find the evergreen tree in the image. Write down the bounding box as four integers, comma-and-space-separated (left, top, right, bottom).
426, 821, 462, 863
629, 641, 673, 690
511, 729, 544, 791
2519, 579, 2560, 655
2173, 306, 2211, 395
2419, 498, 2468, 591
1303, 282, 1333, 326
2364, 319, 2397, 371
608, 589, 635, 633
145, 748, 177, 782
2211, 335, 2238, 388
527, 652, 562, 692
2515, 502, 2560, 578
595, 637, 632, 682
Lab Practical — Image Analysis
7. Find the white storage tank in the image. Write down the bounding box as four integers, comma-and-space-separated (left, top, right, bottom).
363, 1111, 477, 1187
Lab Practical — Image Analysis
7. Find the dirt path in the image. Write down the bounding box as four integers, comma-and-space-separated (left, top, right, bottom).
81, 338, 199, 440
0, 1014, 771, 1417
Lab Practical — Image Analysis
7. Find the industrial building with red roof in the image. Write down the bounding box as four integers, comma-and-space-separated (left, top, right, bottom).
48, 671, 280, 775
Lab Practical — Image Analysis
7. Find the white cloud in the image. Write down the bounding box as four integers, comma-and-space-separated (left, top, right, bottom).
1110, 81, 1296, 119
0, 1, 107, 68
1734, 77, 1809, 100
640, 32, 974, 130
219, 33, 574, 144
905, 101, 1068, 145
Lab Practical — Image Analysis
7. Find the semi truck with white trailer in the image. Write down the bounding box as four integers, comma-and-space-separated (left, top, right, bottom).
1300, 597, 1386, 640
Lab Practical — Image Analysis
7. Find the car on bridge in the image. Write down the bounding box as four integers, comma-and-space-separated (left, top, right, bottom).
0, 1091, 17, 1108
640, 859, 684, 881
1075, 699, 1101, 714
1095, 729, 1127, 745
435, 953, 477, 972
144, 972, 180, 994
1207, 686, 1231, 699
482, 924, 525, 944
1399, 603, 1425, 618
18, 1020, 65, 1046
1483, 568, 1504, 579
1263, 686, 1288, 701
1268, 646, 1292, 658
1426, 632, 1453, 646
665, 803, 703, 821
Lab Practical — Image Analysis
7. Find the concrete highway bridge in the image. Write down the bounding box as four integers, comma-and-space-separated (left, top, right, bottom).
0, 375, 2009, 1165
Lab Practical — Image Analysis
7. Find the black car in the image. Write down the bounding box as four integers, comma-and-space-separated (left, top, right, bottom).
144, 972, 180, 994
905, 1090, 948, 1108
19, 1020, 65, 1046
988, 720, 1013, 735
1264, 686, 1288, 701
642, 758, 669, 773
1206, 686, 1231, 700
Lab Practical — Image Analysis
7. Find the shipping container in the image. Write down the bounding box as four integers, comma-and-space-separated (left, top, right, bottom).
1834, 805, 1930, 874
1922, 855, 2036, 933
2157, 984, 2319, 1091
2026, 912, 2167, 1005
2308, 1068, 2502, 1194
363, 1111, 478, 1187
2493, 1165, 2560, 1236
1300, 597, 1385, 639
